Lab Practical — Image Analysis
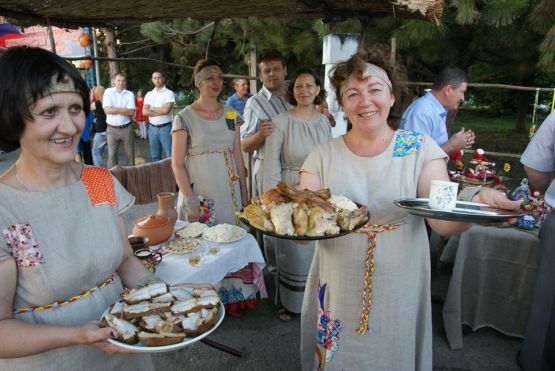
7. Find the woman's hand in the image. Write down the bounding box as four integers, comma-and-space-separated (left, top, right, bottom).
472, 187, 522, 226
472, 187, 521, 210
81, 322, 142, 354
187, 206, 200, 222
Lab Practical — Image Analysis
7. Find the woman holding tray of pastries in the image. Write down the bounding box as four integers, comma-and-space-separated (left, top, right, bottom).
172, 60, 262, 316
0, 47, 156, 370
298, 49, 520, 370
261, 68, 331, 321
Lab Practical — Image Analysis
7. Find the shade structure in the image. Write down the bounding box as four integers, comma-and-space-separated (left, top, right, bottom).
0, 0, 442, 28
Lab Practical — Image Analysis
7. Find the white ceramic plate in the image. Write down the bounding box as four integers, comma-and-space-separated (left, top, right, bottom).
174, 220, 189, 231
394, 198, 524, 223
103, 302, 225, 353
177, 222, 209, 238
161, 237, 201, 254
202, 225, 247, 244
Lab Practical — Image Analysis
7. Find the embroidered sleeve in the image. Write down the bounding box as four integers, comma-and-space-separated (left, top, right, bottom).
392, 130, 424, 157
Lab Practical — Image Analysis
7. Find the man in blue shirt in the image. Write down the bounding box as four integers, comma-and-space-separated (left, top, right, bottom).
400, 67, 475, 153
225, 78, 252, 116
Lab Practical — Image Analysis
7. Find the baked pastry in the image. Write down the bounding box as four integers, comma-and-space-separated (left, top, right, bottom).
270, 203, 295, 236
293, 203, 309, 236
307, 207, 340, 236
243, 203, 274, 232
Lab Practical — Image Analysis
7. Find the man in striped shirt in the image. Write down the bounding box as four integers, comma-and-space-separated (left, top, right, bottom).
241, 49, 291, 197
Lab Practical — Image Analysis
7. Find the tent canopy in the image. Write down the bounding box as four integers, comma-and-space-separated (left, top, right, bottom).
0, 0, 442, 28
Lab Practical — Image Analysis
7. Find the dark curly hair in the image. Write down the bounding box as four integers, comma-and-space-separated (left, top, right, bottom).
285, 68, 326, 106
0, 46, 90, 152
329, 48, 408, 130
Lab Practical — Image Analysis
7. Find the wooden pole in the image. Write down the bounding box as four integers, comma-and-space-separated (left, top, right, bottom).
46, 18, 56, 54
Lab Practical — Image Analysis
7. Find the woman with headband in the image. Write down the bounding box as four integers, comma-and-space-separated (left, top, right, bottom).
172, 60, 258, 316
297, 49, 520, 370
172, 59, 248, 225
0, 47, 155, 369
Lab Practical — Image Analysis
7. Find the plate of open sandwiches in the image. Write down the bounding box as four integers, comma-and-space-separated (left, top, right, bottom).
100, 283, 224, 353
239, 182, 369, 240
161, 237, 201, 254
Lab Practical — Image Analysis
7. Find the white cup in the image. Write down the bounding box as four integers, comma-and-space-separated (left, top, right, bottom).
428, 180, 459, 211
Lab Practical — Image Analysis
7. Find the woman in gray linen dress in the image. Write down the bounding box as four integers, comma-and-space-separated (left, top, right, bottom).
298, 50, 520, 370
261, 68, 331, 319
172, 59, 248, 226
0, 47, 155, 370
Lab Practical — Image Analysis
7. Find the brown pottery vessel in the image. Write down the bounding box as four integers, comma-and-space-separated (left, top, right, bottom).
132, 214, 173, 245
157, 192, 178, 228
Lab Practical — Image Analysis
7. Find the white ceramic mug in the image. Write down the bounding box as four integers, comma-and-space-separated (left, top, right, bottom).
429, 180, 459, 211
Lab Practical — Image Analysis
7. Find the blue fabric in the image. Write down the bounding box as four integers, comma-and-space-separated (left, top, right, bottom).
392, 130, 424, 157
148, 124, 172, 162
225, 93, 251, 116
92, 131, 107, 167
81, 112, 95, 142
399, 92, 448, 146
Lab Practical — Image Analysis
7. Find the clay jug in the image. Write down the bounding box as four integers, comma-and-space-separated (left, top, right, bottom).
157, 192, 178, 228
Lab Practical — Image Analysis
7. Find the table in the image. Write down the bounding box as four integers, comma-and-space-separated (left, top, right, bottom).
123, 202, 266, 295
156, 233, 266, 291
441, 225, 539, 350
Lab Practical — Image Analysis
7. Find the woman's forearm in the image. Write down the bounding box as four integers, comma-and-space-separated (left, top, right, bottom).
0, 319, 84, 358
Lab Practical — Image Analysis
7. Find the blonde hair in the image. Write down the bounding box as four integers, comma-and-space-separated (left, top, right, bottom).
93, 85, 105, 102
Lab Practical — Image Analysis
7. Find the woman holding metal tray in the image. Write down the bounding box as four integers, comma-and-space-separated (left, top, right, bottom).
297, 49, 520, 370
261, 68, 332, 321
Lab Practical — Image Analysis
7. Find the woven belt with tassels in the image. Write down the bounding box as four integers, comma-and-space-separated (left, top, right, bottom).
353, 223, 400, 335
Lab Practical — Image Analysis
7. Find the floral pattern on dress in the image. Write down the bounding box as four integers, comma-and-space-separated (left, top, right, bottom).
314, 282, 342, 370
392, 130, 423, 157
2, 222, 45, 267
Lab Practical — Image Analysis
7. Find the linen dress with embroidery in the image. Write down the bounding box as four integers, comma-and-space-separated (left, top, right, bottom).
299, 131, 446, 371
261, 112, 331, 313
172, 106, 265, 309
172, 105, 243, 225
0, 166, 153, 371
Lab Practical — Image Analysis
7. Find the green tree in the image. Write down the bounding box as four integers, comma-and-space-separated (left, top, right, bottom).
388, 0, 555, 132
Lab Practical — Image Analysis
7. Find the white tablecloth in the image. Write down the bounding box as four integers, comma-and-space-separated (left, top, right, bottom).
441, 225, 539, 349
155, 233, 265, 287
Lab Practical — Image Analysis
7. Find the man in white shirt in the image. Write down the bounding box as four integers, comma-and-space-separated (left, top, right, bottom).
103, 73, 136, 167
241, 49, 291, 197
142, 71, 176, 162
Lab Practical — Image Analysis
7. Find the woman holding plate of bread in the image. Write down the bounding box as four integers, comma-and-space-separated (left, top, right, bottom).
0, 47, 156, 370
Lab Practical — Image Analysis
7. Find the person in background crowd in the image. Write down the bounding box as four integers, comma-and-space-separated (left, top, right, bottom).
103, 73, 135, 168
143, 71, 175, 162
0, 46, 155, 371
241, 49, 292, 198
297, 49, 519, 370
77, 111, 94, 165
134, 88, 148, 140
225, 78, 252, 117
261, 68, 331, 321
91, 85, 108, 167
519, 110, 555, 371
315, 99, 337, 128
400, 67, 475, 153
